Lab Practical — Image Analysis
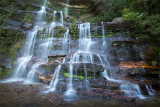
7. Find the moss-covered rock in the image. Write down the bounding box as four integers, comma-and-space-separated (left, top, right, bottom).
54, 26, 66, 38
0, 66, 12, 79
69, 24, 79, 39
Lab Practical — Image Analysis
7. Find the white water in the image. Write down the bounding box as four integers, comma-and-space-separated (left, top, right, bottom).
53, 11, 63, 26
49, 65, 62, 92
70, 23, 94, 64
101, 22, 106, 45
64, 23, 95, 96
63, 29, 69, 51
120, 84, 145, 99
6, 0, 65, 83
100, 24, 145, 99
146, 85, 154, 95
48, 29, 68, 92
64, 0, 70, 16
103, 61, 145, 99
2, 0, 147, 100
25, 37, 54, 83
37, 6, 46, 22
9, 1, 48, 81
25, 10, 65, 83
65, 64, 76, 96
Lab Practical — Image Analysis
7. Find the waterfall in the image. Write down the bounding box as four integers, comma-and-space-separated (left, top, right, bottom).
53, 11, 63, 26
65, 64, 76, 96
146, 85, 154, 95
6, 0, 65, 83
25, 36, 54, 83
101, 22, 106, 45
120, 84, 145, 99
10, 1, 48, 81
64, 0, 70, 16
64, 23, 93, 96
100, 22, 145, 99
70, 23, 94, 64
63, 29, 69, 51
25, 11, 64, 83
2, 0, 149, 101
49, 65, 62, 92
37, 6, 46, 23
49, 29, 69, 92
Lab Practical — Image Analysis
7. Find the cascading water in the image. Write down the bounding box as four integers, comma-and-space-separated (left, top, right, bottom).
64, 0, 70, 16
10, 1, 47, 81
25, 10, 64, 83
6, 0, 65, 83
53, 11, 63, 26
25, 31, 54, 83
103, 59, 145, 99
101, 22, 106, 45
64, 63, 76, 97
0, 0, 155, 104
71, 23, 93, 63
146, 85, 154, 95
100, 23, 145, 99
37, 6, 46, 22
49, 23, 95, 96
49, 65, 62, 92
120, 84, 145, 99
63, 29, 69, 51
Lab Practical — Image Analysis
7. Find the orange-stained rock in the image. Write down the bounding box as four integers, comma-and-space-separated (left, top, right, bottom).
119, 61, 159, 69
39, 76, 51, 82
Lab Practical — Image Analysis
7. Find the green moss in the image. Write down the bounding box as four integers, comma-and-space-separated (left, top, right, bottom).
46, 15, 53, 22
54, 26, 66, 38
10, 40, 24, 64
0, 67, 12, 79
152, 61, 157, 67
107, 32, 114, 37
121, 43, 126, 47
23, 14, 32, 23
69, 24, 79, 40
0, 28, 24, 54
64, 73, 92, 80
97, 35, 102, 38
91, 34, 94, 38
151, 46, 160, 56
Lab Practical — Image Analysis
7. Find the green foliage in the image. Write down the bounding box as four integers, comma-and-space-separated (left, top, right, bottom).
122, 8, 144, 22
151, 46, 160, 56
125, 0, 160, 15
142, 15, 160, 37
0, 27, 23, 53
88, 0, 125, 22
122, 0, 160, 39
152, 61, 157, 67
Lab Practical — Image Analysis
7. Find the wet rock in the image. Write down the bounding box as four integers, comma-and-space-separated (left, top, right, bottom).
6, 18, 22, 27
72, 63, 104, 73
48, 54, 66, 58
22, 23, 33, 29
